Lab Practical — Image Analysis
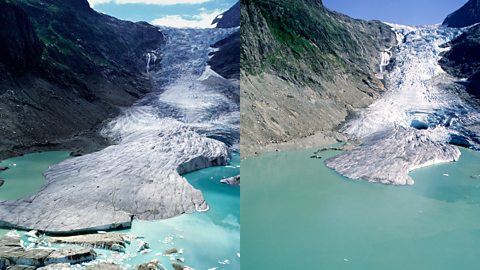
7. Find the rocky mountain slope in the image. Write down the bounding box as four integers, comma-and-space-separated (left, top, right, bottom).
0, 0, 164, 159
443, 0, 480, 28
208, 30, 240, 80
209, 1, 240, 80
212, 1, 240, 28
440, 0, 480, 99
440, 25, 480, 99
240, 0, 397, 157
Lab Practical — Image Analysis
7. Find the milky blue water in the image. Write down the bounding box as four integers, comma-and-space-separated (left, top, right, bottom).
242, 148, 480, 269
0, 151, 240, 270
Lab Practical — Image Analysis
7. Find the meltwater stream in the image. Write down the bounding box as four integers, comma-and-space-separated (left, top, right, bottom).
327, 24, 480, 185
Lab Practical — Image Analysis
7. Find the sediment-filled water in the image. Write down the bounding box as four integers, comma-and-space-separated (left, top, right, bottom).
0, 151, 239, 270
242, 148, 480, 269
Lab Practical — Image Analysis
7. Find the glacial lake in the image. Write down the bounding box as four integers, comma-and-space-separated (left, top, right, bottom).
242, 147, 480, 269
0, 151, 240, 270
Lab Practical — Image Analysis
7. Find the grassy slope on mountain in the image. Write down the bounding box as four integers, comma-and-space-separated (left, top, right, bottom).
240, 0, 396, 157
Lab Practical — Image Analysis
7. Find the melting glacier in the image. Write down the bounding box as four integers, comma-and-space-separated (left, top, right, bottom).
327, 25, 480, 185
0, 27, 239, 232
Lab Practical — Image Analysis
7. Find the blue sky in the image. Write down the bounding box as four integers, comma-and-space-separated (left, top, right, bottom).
87, 0, 237, 28
323, 0, 468, 26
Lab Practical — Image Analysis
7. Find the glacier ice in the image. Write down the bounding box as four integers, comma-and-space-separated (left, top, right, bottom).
327, 25, 480, 185
0, 27, 239, 232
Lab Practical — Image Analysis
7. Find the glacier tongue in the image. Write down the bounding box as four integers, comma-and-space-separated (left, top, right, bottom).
0, 27, 239, 232
327, 25, 480, 185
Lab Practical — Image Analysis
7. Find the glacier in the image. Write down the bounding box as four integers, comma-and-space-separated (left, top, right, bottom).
326, 25, 480, 185
0, 27, 239, 233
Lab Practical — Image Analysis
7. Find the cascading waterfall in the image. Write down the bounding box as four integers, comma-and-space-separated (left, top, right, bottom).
326, 24, 480, 185
379, 47, 392, 73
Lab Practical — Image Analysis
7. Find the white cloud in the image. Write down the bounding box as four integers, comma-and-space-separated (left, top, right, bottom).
151, 9, 221, 28
88, 0, 212, 7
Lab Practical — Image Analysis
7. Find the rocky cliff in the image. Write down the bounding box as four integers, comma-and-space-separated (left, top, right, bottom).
208, 30, 240, 80
209, 2, 240, 80
240, 0, 397, 157
440, 24, 480, 99
0, 0, 164, 159
440, 0, 480, 100
443, 0, 480, 28
212, 1, 240, 28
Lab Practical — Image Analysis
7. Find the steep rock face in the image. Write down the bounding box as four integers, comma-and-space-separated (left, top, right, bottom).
208, 2, 240, 80
240, 0, 396, 156
208, 30, 240, 80
443, 0, 480, 28
0, 2, 43, 74
212, 1, 240, 28
0, 0, 165, 159
440, 24, 480, 98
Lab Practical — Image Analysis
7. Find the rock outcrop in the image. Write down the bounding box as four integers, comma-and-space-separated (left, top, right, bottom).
0, 2, 43, 74
443, 0, 480, 28
440, 24, 480, 99
240, 0, 397, 157
208, 31, 240, 80
212, 1, 240, 28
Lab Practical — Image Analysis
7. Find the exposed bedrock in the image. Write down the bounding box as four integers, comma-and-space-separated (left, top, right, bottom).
326, 127, 461, 185
240, 0, 397, 157
0, 123, 228, 233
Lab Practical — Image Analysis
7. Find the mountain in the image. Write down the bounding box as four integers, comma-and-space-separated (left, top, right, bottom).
0, 0, 164, 159
212, 1, 240, 28
240, 0, 396, 157
440, 0, 480, 99
443, 0, 480, 28
208, 1, 240, 80
440, 24, 480, 99
208, 31, 240, 80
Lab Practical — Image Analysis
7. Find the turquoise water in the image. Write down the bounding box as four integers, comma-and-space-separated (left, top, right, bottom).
0, 151, 72, 200
242, 148, 480, 269
104, 152, 240, 270
0, 151, 239, 270
0, 151, 72, 236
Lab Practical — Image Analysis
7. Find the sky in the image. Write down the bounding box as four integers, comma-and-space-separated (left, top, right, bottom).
87, 0, 237, 28
323, 0, 468, 26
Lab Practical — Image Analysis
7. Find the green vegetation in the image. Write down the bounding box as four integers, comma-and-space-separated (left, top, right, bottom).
241, 0, 373, 84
